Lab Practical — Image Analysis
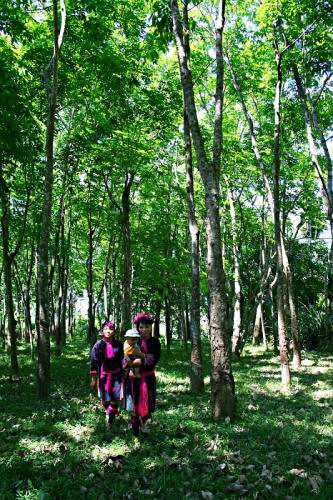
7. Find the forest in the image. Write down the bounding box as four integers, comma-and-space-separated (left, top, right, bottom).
0, 0, 332, 499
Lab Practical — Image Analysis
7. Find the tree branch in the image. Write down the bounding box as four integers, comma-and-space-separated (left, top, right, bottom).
312, 72, 333, 109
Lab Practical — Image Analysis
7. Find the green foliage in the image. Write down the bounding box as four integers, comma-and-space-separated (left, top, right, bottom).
0, 0, 332, 382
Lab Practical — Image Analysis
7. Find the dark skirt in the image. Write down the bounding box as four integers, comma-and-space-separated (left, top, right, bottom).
124, 373, 156, 417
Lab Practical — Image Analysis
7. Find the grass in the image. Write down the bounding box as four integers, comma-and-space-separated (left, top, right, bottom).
0, 336, 332, 499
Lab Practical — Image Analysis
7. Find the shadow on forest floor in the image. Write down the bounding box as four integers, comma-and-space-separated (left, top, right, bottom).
0, 338, 332, 499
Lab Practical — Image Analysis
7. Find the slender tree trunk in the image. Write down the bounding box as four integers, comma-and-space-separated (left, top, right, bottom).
0, 172, 18, 372
326, 221, 333, 341
227, 188, 242, 356
35, 253, 40, 343
120, 175, 134, 337
87, 219, 95, 346
273, 44, 290, 389
1, 298, 6, 351
60, 211, 70, 349
37, 0, 66, 398
184, 295, 190, 345
103, 283, 108, 319
184, 102, 204, 392
0, 299, 5, 350
252, 303, 262, 346
108, 274, 113, 320
25, 243, 35, 358
292, 64, 331, 212
92, 239, 112, 335
260, 307, 267, 350
171, 0, 235, 419
154, 300, 161, 338
252, 233, 273, 348
56, 222, 69, 354
165, 297, 171, 351
13, 261, 33, 357
111, 251, 120, 326
55, 195, 65, 355
270, 286, 278, 354
177, 292, 187, 347
48, 203, 61, 337
68, 291, 74, 338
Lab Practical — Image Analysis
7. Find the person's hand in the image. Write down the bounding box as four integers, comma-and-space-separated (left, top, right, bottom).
90, 377, 97, 389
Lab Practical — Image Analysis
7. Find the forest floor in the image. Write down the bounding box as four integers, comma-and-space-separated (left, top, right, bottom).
0, 337, 332, 500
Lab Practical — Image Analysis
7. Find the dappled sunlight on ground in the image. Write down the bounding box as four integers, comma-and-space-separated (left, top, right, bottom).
54, 422, 94, 443
19, 437, 57, 454
1, 339, 333, 499
312, 389, 333, 400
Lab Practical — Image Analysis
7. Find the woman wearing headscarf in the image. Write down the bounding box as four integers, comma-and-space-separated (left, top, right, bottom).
90, 320, 124, 428
124, 312, 161, 447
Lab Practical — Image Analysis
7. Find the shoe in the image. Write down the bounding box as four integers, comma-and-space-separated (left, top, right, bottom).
133, 437, 140, 450
140, 416, 152, 434
105, 414, 113, 430
141, 424, 151, 435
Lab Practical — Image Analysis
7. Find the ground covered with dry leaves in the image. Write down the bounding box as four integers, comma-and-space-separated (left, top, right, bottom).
0, 337, 332, 499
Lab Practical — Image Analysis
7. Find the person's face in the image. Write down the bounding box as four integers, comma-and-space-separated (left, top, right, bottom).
138, 322, 152, 339
103, 327, 115, 340
126, 337, 137, 345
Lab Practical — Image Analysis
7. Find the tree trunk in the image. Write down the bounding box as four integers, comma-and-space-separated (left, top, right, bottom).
14, 260, 33, 357
68, 291, 75, 338
120, 175, 134, 337
55, 194, 65, 355
60, 211, 70, 349
25, 243, 35, 358
165, 297, 172, 351
171, 0, 235, 419
273, 45, 290, 389
252, 302, 262, 346
292, 64, 331, 212
252, 233, 273, 348
184, 101, 204, 393
0, 299, 5, 350
227, 188, 242, 356
184, 295, 191, 345
0, 172, 18, 372
48, 200, 61, 337
154, 300, 161, 338
178, 293, 187, 348
87, 218, 95, 346
103, 282, 108, 319
260, 306, 267, 350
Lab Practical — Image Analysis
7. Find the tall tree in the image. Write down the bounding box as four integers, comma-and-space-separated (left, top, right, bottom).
171, 0, 236, 419
272, 30, 291, 388
182, 0, 204, 394
227, 54, 301, 370
37, 0, 66, 398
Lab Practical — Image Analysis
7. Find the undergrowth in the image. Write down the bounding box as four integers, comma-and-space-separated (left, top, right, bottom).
0, 336, 332, 499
